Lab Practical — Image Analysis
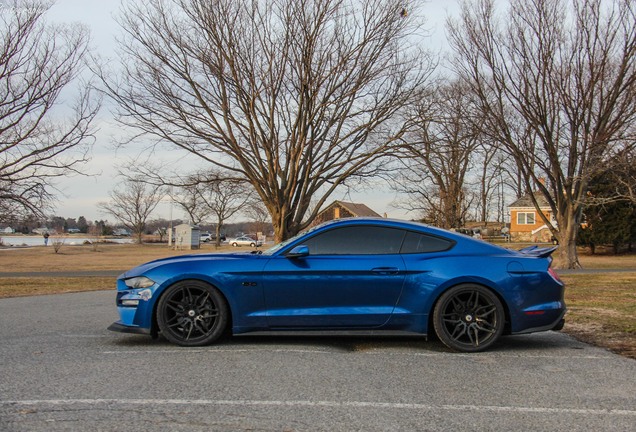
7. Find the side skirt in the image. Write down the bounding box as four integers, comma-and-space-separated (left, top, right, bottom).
234, 330, 427, 338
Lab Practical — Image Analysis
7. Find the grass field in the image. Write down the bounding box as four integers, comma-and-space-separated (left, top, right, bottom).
560, 272, 636, 359
1, 242, 635, 358
0, 242, 237, 272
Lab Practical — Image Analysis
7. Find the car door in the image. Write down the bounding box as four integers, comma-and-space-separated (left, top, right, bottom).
261, 225, 407, 328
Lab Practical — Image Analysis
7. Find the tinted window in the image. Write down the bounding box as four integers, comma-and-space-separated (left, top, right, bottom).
304, 226, 406, 255
400, 231, 453, 254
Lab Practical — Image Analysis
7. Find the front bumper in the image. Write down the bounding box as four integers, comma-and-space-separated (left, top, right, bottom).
109, 278, 158, 334
108, 321, 151, 335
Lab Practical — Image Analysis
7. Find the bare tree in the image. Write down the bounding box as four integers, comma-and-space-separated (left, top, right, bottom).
136, 168, 255, 246
0, 0, 100, 219
474, 143, 510, 224
448, 0, 636, 268
170, 184, 208, 226
174, 172, 255, 247
394, 81, 480, 228
98, 179, 166, 244
608, 144, 636, 203
100, 0, 433, 241
201, 180, 254, 246
243, 199, 272, 241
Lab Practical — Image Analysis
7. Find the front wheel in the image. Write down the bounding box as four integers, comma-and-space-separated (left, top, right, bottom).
232, 242, 238, 247
433, 284, 504, 352
156, 280, 228, 347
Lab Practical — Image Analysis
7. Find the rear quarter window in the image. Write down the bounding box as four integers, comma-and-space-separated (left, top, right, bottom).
400, 231, 454, 254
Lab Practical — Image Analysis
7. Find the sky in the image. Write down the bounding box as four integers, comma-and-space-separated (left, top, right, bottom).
44, 0, 460, 223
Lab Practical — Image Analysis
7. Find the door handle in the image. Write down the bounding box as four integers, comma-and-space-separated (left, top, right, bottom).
371, 267, 400, 275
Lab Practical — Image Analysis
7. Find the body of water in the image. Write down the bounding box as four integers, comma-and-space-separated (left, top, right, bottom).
0, 236, 133, 247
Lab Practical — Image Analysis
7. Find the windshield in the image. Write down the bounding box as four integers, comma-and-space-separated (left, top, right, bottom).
261, 224, 324, 256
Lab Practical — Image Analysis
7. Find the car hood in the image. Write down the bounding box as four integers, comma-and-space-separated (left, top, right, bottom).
118, 252, 262, 279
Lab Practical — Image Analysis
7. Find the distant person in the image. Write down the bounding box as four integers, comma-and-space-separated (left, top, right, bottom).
43, 232, 49, 246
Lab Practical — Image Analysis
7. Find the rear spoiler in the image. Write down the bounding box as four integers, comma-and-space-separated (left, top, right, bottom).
517, 245, 558, 258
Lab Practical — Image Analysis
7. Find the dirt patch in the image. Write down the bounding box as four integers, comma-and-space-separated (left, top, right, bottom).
564, 322, 636, 360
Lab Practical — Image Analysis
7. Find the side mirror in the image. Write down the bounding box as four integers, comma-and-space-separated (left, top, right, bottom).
286, 245, 309, 258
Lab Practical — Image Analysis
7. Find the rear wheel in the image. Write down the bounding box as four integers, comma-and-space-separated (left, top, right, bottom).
433, 284, 504, 352
157, 280, 228, 346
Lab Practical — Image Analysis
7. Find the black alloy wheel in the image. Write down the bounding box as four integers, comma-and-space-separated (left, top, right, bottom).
157, 280, 228, 347
433, 284, 504, 352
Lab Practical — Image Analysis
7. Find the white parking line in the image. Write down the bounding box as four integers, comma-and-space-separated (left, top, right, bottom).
2, 399, 635, 417
387, 352, 613, 360
60, 334, 106, 338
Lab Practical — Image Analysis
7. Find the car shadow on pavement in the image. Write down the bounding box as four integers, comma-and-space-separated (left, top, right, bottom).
106, 331, 587, 355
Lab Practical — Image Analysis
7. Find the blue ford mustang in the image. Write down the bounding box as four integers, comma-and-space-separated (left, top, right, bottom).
108, 218, 566, 352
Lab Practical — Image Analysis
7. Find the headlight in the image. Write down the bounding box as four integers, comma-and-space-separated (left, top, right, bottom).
124, 276, 155, 289
119, 288, 154, 307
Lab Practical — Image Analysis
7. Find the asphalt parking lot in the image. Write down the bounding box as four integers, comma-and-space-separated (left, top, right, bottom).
1, 291, 635, 431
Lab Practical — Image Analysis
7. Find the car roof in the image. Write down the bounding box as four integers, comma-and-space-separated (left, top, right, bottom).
306, 217, 510, 254
316, 217, 434, 233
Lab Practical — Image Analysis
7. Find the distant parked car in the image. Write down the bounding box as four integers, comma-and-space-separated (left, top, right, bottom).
66, 228, 81, 234
200, 232, 226, 243
230, 236, 262, 247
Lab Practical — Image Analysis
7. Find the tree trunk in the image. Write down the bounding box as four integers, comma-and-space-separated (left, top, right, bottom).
272, 216, 296, 244
214, 223, 223, 248
553, 212, 581, 269
272, 200, 309, 243
554, 237, 579, 269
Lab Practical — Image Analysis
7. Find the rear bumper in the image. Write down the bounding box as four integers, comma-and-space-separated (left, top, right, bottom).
512, 309, 567, 335
551, 318, 565, 331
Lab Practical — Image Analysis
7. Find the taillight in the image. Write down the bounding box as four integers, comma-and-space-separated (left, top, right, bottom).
548, 267, 563, 284
524, 310, 546, 316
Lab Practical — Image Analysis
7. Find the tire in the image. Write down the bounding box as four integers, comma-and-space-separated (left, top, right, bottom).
156, 280, 228, 347
433, 284, 504, 352
232, 242, 238, 247
250, 242, 255, 247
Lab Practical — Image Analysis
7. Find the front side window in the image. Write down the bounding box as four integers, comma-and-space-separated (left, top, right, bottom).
303, 226, 406, 255
517, 212, 536, 225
